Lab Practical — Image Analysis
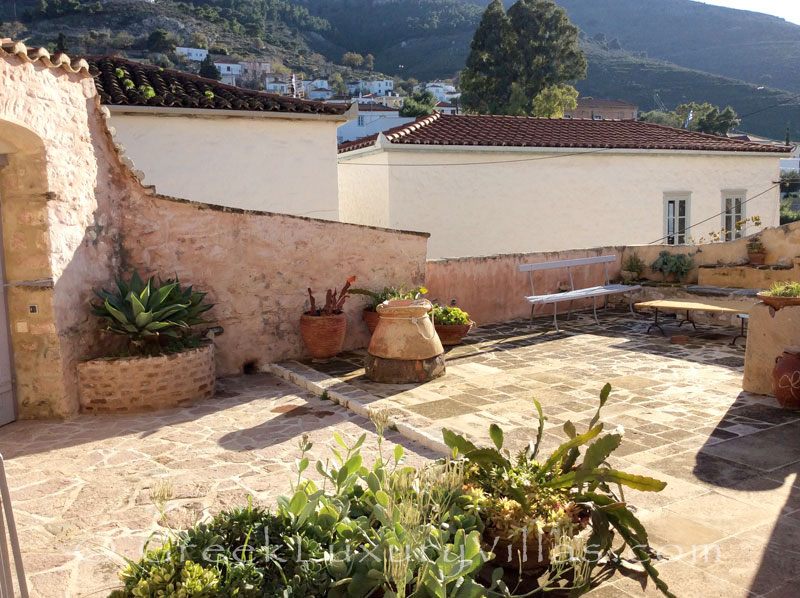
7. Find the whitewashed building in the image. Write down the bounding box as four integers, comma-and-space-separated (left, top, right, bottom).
176, 47, 208, 62
215, 60, 242, 86
337, 103, 414, 144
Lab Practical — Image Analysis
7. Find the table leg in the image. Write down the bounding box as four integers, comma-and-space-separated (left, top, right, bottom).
730, 315, 748, 346
677, 310, 698, 331
646, 308, 666, 335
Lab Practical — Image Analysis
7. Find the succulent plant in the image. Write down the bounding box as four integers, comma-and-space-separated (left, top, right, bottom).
91, 271, 213, 354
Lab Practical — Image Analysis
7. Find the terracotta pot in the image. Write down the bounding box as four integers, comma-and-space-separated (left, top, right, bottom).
434, 321, 474, 345
773, 347, 800, 409
299, 313, 346, 360
748, 250, 767, 266
368, 299, 443, 360
757, 293, 800, 310
485, 528, 551, 572
363, 308, 380, 335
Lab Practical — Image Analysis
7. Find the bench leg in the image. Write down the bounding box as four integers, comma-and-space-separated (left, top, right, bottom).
529, 304, 535, 327
567, 300, 573, 321
553, 302, 560, 332
592, 296, 600, 325
628, 291, 636, 317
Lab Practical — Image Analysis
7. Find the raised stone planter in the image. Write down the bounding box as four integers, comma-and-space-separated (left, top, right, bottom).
743, 304, 800, 397
78, 343, 215, 413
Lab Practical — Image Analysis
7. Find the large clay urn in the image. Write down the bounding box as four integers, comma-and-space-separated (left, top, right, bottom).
773, 346, 800, 409
366, 299, 445, 383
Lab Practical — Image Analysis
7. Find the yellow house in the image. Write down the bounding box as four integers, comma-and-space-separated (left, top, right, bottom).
338, 113, 791, 258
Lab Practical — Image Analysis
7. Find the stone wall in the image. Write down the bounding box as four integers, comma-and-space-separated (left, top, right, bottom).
425, 247, 625, 325
0, 44, 428, 418
78, 343, 216, 412
119, 196, 429, 376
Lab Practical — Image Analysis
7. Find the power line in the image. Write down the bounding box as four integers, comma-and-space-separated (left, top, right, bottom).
339, 146, 615, 167
739, 93, 800, 118
647, 183, 780, 245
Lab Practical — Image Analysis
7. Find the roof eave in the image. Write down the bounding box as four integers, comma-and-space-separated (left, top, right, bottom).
105, 104, 352, 122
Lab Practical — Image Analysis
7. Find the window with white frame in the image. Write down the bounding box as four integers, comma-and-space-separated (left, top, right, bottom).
664, 194, 690, 245
722, 191, 746, 241
357, 115, 365, 127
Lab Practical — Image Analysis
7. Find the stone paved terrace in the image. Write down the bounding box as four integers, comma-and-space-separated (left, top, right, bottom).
0, 312, 798, 597
276, 311, 800, 597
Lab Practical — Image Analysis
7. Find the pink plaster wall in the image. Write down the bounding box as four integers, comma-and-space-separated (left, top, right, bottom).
425, 248, 624, 326
120, 196, 428, 376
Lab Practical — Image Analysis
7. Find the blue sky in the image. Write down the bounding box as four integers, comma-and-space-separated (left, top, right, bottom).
693, 1, 800, 25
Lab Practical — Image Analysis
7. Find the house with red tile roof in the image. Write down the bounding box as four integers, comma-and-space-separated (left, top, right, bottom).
338, 113, 791, 258
90, 56, 356, 219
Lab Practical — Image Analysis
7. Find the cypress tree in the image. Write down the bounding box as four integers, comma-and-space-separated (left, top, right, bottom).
460, 0, 517, 114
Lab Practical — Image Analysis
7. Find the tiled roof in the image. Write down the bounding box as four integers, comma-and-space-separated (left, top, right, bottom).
338, 113, 791, 154
575, 98, 638, 109
358, 103, 399, 112
87, 55, 348, 115
0, 39, 90, 75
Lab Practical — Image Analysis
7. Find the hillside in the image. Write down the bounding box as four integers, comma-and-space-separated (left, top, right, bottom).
3, 0, 798, 139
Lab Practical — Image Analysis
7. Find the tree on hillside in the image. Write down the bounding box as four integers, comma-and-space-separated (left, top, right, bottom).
55, 32, 68, 54
400, 89, 437, 117
189, 32, 209, 49
521, 84, 578, 117
460, 0, 516, 114
639, 102, 740, 136
329, 72, 347, 96
199, 55, 221, 80
147, 29, 176, 53
461, 0, 586, 116
364, 53, 375, 71
342, 52, 364, 68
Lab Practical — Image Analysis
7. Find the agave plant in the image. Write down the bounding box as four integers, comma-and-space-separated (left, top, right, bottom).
443, 384, 675, 598
91, 271, 213, 354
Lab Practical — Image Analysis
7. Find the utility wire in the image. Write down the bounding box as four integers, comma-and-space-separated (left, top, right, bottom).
738, 93, 800, 118
647, 183, 780, 245
338, 146, 615, 167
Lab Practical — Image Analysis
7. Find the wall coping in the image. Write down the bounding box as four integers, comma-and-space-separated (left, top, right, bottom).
80, 341, 213, 365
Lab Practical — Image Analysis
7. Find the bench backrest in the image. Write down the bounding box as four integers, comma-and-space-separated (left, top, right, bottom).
518, 255, 616, 297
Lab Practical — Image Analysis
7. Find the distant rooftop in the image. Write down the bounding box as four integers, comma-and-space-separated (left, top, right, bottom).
87, 55, 348, 116
358, 103, 399, 112
338, 112, 792, 154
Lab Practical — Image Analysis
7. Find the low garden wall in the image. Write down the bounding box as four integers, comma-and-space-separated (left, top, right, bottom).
120, 195, 429, 377
77, 343, 216, 413
425, 247, 625, 326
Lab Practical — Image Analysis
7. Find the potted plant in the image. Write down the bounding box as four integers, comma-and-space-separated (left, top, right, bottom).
444, 384, 672, 596
350, 284, 427, 334
621, 252, 645, 282
82, 271, 216, 412
300, 276, 355, 360
432, 304, 474, 345
650, 251, 694, 283
747, 238, 767, 265
757, 280, 800, 310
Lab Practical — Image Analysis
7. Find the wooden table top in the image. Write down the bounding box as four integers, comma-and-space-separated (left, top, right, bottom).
634, 298, 752, 314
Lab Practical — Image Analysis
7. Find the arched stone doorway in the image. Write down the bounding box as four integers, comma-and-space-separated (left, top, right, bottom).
0, 119, 71, 420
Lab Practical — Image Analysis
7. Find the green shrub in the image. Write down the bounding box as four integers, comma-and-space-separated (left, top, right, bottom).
765, 280, 800, 297
91, 271, 213, 356
432, 305, 470, 325
350, 283, 427, 311
650, 250, 695, 281
623, 252, 645, 276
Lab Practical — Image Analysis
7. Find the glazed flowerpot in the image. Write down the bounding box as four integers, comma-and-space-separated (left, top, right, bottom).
299, 313, 347, 360
363, 308, 380, 335
756, 293, 800, 310
748, 251, 767, 266
773, 347, 800, 409
434, 321, 474, 345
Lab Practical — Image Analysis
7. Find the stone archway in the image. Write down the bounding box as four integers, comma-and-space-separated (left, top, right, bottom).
0, 119, 72, 419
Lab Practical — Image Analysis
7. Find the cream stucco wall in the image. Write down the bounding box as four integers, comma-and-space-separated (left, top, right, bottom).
339, 145, 782, 258
338, 149, 390, 227
111, 110, 344, 220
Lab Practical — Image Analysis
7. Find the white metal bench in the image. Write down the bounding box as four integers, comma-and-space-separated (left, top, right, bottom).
519, 255, 641, 331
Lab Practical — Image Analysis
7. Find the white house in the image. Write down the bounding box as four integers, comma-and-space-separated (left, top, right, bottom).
780, 157, 800, 173
348, 79, 394, 95
417, 81, 460, 103
337, 104, 415, 144
310, 88, 334, 101
95, 56, 356, 219
215, 60, 242, 85
266, 81, 290, 95
176, 47, 208, 62
435, 101, 458, 115
338, 113, 790, 258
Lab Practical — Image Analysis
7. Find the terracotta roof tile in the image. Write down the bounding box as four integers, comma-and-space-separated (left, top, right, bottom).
0, 40, 90, 75
338, 113, 791, 154
87, 55, 348, 116
358, 103, 399, 112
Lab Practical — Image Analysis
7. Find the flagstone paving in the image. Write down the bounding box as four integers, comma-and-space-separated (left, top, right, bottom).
276, 312, 800, 597
0, 375, 435, 597
0, 312, 799, 597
